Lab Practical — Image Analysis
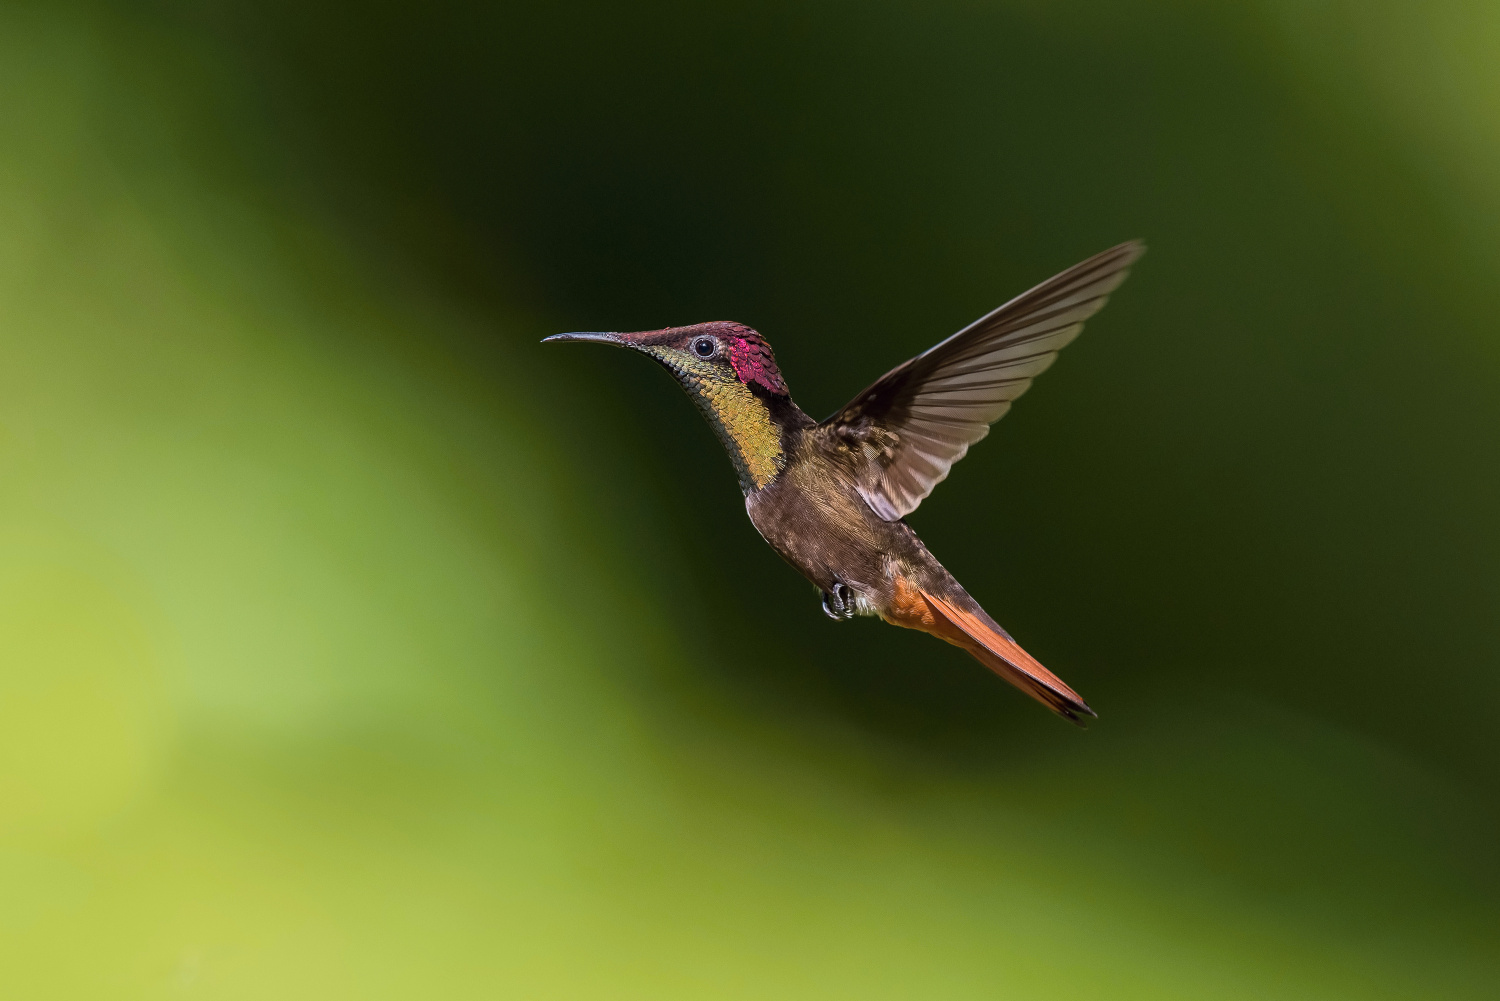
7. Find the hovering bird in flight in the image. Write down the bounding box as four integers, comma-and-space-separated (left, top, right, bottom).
545, 242, 1143, 723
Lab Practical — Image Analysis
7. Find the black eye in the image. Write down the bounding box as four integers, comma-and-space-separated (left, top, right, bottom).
691, 336, 717, 358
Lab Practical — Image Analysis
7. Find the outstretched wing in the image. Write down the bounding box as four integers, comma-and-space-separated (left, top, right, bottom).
821, 241, 1144, 521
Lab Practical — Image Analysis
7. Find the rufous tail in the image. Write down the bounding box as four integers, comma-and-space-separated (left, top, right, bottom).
919, 589, 1095, 724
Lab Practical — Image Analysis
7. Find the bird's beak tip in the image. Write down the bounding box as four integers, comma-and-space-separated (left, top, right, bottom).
542, 331, 622, 345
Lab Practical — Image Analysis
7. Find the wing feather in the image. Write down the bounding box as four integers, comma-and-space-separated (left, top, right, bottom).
820, 241, 1144, 521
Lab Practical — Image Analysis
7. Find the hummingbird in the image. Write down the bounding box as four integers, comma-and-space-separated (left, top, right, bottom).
545, 242, 1143, 723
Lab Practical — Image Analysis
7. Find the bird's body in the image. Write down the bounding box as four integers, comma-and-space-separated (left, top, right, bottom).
546, 242, 1144, 723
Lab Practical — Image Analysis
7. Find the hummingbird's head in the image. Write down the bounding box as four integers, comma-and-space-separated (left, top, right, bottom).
544, 321, 798, 492
544, 321, 788, 396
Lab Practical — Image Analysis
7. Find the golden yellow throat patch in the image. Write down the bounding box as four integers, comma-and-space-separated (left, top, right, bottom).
656, 349, 785, 491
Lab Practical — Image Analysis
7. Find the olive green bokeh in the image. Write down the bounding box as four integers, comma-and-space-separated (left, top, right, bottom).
1, 1, 1498, 997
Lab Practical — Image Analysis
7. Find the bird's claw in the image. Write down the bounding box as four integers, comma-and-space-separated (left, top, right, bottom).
821, 580, 856, 620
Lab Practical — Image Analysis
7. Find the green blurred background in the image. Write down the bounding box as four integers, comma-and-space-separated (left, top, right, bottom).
2, 0, 1498, 997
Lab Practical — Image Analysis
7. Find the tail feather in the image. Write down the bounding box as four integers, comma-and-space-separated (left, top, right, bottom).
921, 590, 1095, 725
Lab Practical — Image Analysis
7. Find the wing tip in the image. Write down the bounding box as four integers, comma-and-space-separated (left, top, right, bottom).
1110, 238, 1147, 264
1080, 239, 1147, 287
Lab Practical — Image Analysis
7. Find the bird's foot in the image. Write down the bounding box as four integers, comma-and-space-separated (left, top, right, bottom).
821, 580, 856, 621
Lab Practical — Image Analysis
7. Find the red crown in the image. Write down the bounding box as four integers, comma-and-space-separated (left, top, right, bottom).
714, 323, 788, 396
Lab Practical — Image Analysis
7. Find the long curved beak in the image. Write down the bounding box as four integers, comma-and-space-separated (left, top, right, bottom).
541, 331, 623, 346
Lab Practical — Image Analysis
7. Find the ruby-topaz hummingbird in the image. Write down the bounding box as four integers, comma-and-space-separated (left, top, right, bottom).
545, 242, 1143, 723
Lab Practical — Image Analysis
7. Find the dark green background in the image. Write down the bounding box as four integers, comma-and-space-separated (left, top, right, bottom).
1, 1, 1496, 997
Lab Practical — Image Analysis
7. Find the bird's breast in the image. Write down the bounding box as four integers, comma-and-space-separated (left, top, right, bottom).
745, 451, 912, 605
